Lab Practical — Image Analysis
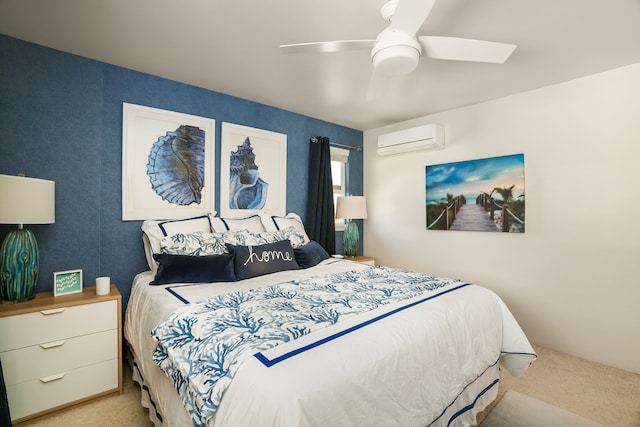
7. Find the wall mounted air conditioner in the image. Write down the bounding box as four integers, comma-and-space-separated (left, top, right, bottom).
377, 124, 445, 156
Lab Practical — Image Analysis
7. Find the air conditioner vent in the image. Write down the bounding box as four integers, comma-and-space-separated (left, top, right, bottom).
377, 124, 444, 156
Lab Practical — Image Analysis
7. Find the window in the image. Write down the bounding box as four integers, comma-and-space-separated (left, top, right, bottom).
330, 147, 350, 231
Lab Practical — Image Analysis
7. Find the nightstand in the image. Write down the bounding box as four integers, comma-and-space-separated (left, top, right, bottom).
0, 285, 122, 424
345, 256, 376, 266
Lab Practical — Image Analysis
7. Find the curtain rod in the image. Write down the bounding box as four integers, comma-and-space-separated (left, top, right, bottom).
310, 137, 361, 152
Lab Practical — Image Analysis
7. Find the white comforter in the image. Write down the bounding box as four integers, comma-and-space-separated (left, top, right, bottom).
125, 259, 536, 427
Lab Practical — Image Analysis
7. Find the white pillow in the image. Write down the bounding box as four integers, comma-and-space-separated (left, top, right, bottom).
161, 232, 227, 256
269, 227, 309, 248
220, 227, 309, 248
220, 229, 268, 247
209, 214, 266, 233
260, 213, 309, 240
141, 214, 214, 272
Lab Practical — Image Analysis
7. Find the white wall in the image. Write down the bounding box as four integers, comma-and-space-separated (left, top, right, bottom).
363, 62, 640, 374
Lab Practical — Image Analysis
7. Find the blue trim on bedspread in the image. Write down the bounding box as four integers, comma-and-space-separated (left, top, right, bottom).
501, 350, 538, 357
255, 282, 471, 367
165, 285, 190, 304
125, 341, 164, 424
151, 266, 464, 427
427, 358, 500, 426
447, 378, 499, 427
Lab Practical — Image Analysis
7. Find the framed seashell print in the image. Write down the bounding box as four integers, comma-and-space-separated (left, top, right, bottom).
122, 103, 215, 220
220, 122, 287, 218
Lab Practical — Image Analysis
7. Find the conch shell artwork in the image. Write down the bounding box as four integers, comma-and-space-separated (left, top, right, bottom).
229, 137, 268, 210
146, 125, 205, 206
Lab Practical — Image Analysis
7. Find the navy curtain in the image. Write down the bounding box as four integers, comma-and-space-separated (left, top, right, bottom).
306, 137, 335, 254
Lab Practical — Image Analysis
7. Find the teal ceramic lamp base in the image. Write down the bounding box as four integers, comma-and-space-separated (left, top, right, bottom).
0, 227, 39, 302
343, 219, 360, 257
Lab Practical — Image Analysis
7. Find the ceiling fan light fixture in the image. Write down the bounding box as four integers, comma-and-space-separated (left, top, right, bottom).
379, 0, 398, 22
372, 44, 420, 77
281, 0, 515, 89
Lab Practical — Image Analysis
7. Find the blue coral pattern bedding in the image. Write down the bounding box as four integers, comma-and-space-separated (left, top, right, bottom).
151, 266, 461, 426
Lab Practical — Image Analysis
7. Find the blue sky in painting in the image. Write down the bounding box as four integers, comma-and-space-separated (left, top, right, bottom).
426, 154, 524, 205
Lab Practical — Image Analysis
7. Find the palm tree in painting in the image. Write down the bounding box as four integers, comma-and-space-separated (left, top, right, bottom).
492, 184, 515, 205
441, 193, 455, 206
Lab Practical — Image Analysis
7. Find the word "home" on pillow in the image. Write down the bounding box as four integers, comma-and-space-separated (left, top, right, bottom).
244, 245, 294, 265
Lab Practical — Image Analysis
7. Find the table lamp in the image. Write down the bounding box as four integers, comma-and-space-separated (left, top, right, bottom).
335, 196, 367, 257
0, 174, 55, 302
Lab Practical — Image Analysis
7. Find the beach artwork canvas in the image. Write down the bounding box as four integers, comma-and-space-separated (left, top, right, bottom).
426, 154, 525, 232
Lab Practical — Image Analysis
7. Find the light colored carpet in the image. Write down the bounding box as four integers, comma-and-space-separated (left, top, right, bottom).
480, 390, 605, 427
475, 346, 640, 427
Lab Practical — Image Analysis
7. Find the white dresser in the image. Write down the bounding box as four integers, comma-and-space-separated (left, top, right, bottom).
345, 255, 377, 266
0, 285, 122, 424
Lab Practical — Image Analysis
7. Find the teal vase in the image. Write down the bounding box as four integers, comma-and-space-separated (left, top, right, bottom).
343, 219, 359, 257
0, 228, 39, 302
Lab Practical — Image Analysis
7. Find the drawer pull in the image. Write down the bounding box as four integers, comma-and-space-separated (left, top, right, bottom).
40, 372, 66, 383
40, 339, 67, 349
40, 308, 66, 315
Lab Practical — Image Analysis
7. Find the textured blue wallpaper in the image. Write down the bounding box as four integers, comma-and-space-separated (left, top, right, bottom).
0, 35, 363, 308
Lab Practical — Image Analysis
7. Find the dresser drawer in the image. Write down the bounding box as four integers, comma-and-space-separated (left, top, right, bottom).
0, 299, 117, 352
7, 358, 119, 421
1, 329, 118, 386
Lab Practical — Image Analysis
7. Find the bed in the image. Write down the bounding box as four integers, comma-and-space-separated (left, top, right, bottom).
124, 213, 536, 427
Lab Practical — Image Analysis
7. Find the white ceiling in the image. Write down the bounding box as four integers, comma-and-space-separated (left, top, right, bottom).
2, 0, 640, 131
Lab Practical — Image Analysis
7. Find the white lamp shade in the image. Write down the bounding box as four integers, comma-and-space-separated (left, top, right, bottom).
0, 174, 55, 225
335, 196, 367, 220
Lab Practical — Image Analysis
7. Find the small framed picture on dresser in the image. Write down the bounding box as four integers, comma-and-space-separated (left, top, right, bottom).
54, 269, 83, 296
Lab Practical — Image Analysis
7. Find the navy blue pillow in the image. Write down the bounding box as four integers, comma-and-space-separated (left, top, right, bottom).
294, 240, 330, 268
151, 253, 236, 285
226, 239, 299, 280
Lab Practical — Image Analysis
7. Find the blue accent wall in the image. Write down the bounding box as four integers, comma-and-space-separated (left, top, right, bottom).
0, 35, 363, 308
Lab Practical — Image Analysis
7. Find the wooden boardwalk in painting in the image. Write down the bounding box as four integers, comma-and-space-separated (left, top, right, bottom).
450, 204, 499, 232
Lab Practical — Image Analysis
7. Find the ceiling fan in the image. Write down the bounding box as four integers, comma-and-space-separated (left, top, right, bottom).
280, 0, 516, 96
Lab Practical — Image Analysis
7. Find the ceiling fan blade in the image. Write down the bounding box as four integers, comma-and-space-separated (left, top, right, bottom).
365, 70, 392, 102
418, 36, 516, 63
389, 0, 436, 35
280, 40, 375, 54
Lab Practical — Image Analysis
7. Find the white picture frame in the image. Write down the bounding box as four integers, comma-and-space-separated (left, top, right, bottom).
53, 269, 83, 297
122, 103, 215, 220
220, 122, 287, 218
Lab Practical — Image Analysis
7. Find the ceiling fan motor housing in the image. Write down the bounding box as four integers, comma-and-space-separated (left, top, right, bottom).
371, 29, 421, 77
